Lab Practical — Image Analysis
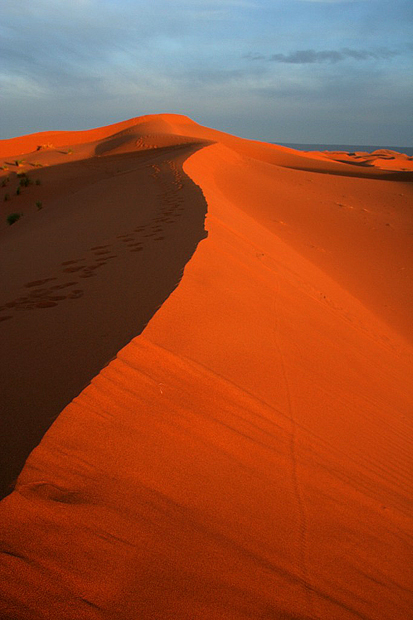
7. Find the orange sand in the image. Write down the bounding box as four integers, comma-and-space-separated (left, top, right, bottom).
0, 115, 412, 619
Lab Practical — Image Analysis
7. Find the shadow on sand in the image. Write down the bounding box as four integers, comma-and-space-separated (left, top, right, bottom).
0, 143, 208, 499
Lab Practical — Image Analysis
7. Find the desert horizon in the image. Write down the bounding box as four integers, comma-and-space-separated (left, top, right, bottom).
0, 113, 412, 619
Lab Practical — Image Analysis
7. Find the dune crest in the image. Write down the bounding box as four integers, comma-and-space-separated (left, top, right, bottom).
0, 115, 412, 619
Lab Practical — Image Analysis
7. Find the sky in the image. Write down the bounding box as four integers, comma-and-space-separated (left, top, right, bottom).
1, 0, 412, 145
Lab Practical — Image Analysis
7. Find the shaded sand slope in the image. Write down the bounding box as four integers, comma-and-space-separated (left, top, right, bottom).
0, 139, 208, 498
0, 117, 412, 619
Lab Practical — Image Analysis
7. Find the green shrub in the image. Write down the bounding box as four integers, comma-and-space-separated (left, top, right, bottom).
7, 213, 22, 225
4, 193, 10, 201
16, 186, 21, 195
35, 200, 43, 210
19, 176, 31, 187
35, 178, 41, 186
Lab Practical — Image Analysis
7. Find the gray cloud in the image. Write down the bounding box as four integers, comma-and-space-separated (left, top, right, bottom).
245, 48, 400, 64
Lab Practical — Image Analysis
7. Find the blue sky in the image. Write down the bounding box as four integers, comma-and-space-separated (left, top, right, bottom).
1, 0, 412, 144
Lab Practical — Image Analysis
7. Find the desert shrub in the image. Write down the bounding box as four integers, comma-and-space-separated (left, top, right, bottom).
7, 213, 22, 225
16, 186, 21, 195
19, 176, 31, 187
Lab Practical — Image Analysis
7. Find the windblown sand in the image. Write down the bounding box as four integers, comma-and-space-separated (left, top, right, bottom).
0, 115, 412, 619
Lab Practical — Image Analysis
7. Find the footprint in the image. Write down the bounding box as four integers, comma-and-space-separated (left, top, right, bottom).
94, 250, 110, 256
29, 289, 49, 298
35, 301, 58, 308
14, 297, 30, 303
154, 237, 165, 241
61, 259, 83, 266
50, 282, 77, 290
25, 278, 56, 288
130, 247, 143, 252
68, 290, 83, 299
63, 266, 83, 273
91, 245, 110, 250
46, 295, 67, 301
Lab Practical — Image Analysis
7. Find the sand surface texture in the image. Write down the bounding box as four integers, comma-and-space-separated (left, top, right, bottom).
0, 115, 412, 619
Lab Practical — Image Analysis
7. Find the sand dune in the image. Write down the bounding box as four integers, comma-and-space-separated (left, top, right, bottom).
0, 115, 412, 619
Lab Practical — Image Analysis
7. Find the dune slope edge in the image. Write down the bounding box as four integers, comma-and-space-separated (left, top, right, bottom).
0, 116, 412, 620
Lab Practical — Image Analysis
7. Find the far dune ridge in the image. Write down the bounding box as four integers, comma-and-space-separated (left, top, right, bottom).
0, 114, 412, 620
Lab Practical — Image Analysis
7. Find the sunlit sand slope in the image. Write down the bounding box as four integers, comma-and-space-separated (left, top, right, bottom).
0, 115, 412, 619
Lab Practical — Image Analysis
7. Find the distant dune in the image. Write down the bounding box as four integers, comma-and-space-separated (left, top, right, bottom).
0, 115, 412, 620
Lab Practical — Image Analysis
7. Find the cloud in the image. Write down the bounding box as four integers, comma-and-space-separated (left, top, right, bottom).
245, 48, 399, 64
